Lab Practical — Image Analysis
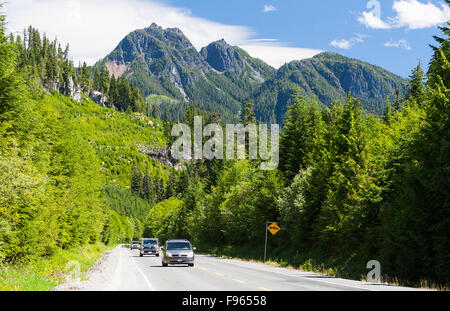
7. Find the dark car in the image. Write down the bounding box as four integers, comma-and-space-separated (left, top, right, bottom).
140, 238, 160, 257
161, 240, 196, 267
130, 241, 140, 250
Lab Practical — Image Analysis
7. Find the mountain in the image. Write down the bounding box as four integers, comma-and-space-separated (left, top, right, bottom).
200, 39, 275, 81
252, 52, 409, 123
96, 24, 273, 122
95, 24, 408, 123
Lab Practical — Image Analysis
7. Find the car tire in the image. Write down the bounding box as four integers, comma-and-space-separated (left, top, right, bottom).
189, 263, 194, 267
156, 254, 160, 257
162, 262, 168, 267
140, 253, 143, 257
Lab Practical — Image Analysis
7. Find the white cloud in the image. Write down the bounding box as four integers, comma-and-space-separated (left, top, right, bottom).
4, 0, 319, 68
263, 5, 278, 13
330, 34, 368, 50
358, 11, 391, 29
240, 45, 322, 68
384, 39, 412, 50
358, 0, 450, 30
330, 39, 352, 50
392, 0, 450, 29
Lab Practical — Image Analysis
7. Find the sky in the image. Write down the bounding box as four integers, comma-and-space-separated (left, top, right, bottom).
4, 0, 450, 77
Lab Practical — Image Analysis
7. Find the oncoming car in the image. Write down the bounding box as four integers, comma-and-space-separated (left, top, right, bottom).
161, 240, 196, 267
140, 238, 160, 257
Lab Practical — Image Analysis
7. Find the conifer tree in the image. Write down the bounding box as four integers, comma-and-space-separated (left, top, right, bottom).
0, 7, 26, 117
383, 98, 393, 125
279, 95, 322, 180
241, 99, 256, 125
407, 63, 426, 103
131, 168, 143, 197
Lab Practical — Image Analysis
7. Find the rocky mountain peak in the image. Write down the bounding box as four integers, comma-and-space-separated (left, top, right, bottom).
200, 39, 245, 73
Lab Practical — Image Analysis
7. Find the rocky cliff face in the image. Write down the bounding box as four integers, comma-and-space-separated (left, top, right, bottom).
98, 23, 212, 100
200, 39, 275, 83
44, 76, 81, 102
200, 39, 245, 73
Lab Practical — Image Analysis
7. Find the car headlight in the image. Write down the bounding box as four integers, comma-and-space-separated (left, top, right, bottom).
167, 253, 173, 257
188, 252, 194, 257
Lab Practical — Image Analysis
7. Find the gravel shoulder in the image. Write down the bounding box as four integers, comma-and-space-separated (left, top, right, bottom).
53, 246, 122, 291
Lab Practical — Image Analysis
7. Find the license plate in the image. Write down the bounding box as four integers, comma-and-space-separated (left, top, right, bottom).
178, 259, 182, 262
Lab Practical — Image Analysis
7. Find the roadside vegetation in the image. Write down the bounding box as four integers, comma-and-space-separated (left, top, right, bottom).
0, 6, 169, 290
0, 243, 110, 291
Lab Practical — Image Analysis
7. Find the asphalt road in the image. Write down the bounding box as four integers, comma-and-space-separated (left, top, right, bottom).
95, 247, 419, 291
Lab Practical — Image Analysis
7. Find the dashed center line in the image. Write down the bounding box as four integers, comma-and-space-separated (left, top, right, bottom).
259, 287, 273, 291
233, 279, 247, 284
215, 272, 224, 277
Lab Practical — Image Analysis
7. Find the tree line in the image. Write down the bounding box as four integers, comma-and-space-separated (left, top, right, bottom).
141, 20, 449, 287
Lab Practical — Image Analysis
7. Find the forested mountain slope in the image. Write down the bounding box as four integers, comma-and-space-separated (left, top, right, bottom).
252, 52, 409, 123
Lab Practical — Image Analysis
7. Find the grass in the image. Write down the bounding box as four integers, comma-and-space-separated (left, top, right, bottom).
145, 94, 180, 105
0, 243, 113, 291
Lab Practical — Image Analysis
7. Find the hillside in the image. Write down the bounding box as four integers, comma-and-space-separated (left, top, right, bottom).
49, 92, 168, 187
252, 52, 409, 123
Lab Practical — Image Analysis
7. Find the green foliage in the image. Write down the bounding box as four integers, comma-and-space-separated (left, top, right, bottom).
0, 243, 110, 291
14, 26, 76, 97
279, 94, 323, 179
380, 33, 449, 283
0, 9, 171, 264
143, 198, 184, 243
407, 64, 426, 103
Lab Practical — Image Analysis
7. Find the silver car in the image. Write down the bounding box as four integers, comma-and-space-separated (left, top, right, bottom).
140, 238, 160, 257
161, 240, 196, 267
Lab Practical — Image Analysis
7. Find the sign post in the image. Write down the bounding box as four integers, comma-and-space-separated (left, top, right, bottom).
264, 221, 280, 263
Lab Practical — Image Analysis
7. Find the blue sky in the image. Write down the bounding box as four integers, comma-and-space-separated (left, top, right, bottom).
5, 0, 450, 77
163, 0, 449, 77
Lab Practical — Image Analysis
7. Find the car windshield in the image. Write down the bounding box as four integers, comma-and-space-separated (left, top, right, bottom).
167, 242, 191, 251
143, 240, 157, 245
132, 241, 138, 244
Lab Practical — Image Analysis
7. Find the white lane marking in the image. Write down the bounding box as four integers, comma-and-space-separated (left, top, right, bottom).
198, 256, 383, 291
233, 279, 247, 284
215, 272, 224, 277
259, 287, 273, 291
130, 252, 155, 291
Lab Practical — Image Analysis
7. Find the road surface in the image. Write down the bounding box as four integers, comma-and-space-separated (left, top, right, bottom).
54, 246, 420, 291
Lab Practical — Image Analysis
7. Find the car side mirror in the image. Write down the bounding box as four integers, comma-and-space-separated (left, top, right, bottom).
161, 247, 164, 251
193, 247, 197, 251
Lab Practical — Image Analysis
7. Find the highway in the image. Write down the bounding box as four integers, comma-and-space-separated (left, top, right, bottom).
58, 246, 420, 291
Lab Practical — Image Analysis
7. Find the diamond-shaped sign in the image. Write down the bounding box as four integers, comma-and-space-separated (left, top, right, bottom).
267, 222, 280, 235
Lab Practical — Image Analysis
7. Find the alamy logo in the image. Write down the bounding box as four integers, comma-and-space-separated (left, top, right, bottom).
171, 116, 280, 170
366, 260, 381, 283
366, 0, 381, 19
65, 260, 81, 282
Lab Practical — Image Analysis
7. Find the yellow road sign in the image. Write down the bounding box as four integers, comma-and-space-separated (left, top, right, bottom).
267, 222, 280, 235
